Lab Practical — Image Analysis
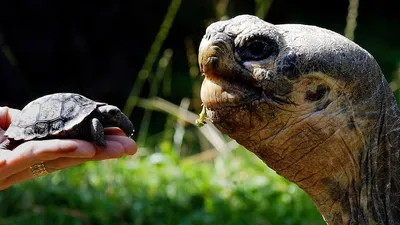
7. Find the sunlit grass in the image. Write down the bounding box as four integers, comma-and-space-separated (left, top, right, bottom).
0, 146, 324, 225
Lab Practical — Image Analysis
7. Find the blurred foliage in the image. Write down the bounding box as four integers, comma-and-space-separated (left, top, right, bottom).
0, 148, 324, 225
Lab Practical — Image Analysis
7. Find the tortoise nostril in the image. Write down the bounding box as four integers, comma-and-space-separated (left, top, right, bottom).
200, 56, 219, 74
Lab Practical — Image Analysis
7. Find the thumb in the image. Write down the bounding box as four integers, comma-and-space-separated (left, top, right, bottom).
0, 107, 21, 130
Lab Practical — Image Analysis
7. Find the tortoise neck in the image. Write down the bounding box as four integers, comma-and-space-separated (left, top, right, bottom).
319, 91, 400, 225
316, 90, 400, 225
220, 78, 400, 224
356, 95, 400, 225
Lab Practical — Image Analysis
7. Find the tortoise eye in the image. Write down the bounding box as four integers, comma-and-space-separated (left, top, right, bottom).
238, 37, 278, 61
247, 41, 266, 58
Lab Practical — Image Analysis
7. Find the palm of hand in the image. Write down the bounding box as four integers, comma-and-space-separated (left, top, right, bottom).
0, 106, 137, 190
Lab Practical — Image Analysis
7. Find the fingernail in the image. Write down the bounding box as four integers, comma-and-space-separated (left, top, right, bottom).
125, 141, 137, 155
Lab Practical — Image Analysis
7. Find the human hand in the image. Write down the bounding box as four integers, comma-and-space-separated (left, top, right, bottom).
0, 106, 137, 190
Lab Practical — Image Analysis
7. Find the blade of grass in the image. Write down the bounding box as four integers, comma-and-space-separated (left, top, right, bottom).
137, 49, 174, 144
136, 97, 234, 154
254, 0, 273, 20
389, 62, 400, 92
344, 0, 359, 41
216, 0, 230, 20
173, 98, 190, 154
184, 37, 203, 113
123, 0, 182, 117
182, 140, 239, 163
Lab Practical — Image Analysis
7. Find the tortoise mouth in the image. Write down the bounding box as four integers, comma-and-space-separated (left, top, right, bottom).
200, 73, 294, 113
200, 74, 263, 110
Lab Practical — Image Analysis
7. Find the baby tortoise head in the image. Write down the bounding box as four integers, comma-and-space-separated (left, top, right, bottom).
98, 105, 135, 138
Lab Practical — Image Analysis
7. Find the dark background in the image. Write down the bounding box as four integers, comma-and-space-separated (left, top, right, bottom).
1, 0, 399, 133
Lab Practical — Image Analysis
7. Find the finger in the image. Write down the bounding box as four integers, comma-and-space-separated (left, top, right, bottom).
0, 139, 96, 180
91, 140, 126, 160
104, 127, 126, 136
0, 139, 136, 190
13, 139, 97, 161
44, 142, 123, 170
19, 140, 128, 179
104, 135, 137, 155
45, 138, 136, 170
1, 142, 122, 190
42, 141, 128, 172
0, 164, 53, 190
0, 107, 21, 129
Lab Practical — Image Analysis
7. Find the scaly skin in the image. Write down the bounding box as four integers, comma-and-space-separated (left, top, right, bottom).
198, 15, 400, 225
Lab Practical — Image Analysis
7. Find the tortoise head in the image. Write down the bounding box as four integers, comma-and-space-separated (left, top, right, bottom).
198, 15, 399, 224
98, 105, 135, 137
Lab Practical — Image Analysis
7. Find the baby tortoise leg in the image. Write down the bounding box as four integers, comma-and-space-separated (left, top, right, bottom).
90, 118, 106, 147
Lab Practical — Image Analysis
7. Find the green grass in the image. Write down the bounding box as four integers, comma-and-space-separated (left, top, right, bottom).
0, 146, 324, 225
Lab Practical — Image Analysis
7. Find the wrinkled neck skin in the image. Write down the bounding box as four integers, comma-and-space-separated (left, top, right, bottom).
208, 78, 400, 225
359, 84, 400, 225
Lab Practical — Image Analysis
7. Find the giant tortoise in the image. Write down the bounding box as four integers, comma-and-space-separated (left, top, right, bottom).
198, 15, 400, 225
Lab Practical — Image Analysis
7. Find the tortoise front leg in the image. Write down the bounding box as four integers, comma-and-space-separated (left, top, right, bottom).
90, 118, 106, 147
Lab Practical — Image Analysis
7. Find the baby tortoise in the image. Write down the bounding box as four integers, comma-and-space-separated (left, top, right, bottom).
2, 93, 134, 149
